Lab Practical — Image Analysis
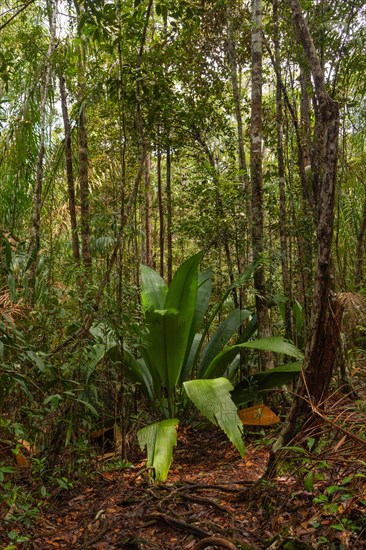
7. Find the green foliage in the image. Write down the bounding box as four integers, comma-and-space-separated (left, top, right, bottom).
231, 362, 303, 406
126, 254, 305, 481
202, 337, 303, 380
183, 378, 245, 457
126, 253, 256, 417
137, 418, 179, 482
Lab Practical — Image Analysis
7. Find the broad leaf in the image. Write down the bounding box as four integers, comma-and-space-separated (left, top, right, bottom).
141, 264, 167, 311
184, 378, 245, 457
189, 269, 212, 341
250, 362, 303, 389
165, 252, 201, 352
123, 348, 157, 402
198, 261, 259, 354
231, 362, 303, 406
180, 332, 202, 384
137, 418, 179, 482
143, 309, 189, 394
198, 309, 251, 378
206, 337, 303, 380
237, 337, 304, 359
140, 253, 201, 394
183, 269, 212, 376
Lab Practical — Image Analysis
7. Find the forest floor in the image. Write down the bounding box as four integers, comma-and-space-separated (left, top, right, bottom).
1, 387, 366, 549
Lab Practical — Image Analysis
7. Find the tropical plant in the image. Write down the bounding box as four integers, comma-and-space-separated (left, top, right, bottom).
123, 253, 303, 481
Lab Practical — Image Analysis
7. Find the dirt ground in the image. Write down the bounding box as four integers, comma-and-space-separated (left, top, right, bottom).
1, 389, 366, 549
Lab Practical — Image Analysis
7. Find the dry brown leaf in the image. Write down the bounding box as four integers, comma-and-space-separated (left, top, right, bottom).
15, 453, 29, 468
238, 404, 280, 426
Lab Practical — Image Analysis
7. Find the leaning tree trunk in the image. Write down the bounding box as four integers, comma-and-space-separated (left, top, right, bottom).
269, 0, 340, 465
250, 0, 274, 369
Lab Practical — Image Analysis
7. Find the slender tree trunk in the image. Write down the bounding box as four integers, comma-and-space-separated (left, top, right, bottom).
226, 1, 248, 188
116, 25, 128, 459
166, 145, 173, 284
144, 152, 154, 267
250, 0, 274, 369
78, 101, 92, 270
29, 0, 57, 304
273, 0, 293, 342
157, 139, 165, 277
73, 0, 92, 271
216, 188, 239, 308
59, 74, 80, 264
265, 35, 315, 329
226, 0, 250, 308
269, 0, 340, 466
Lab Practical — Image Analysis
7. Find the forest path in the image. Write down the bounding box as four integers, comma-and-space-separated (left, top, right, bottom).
28, 428, 269, 549
3, 386, 366, 549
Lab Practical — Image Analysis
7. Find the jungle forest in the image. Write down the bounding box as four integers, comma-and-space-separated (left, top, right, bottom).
0, 0, 366, 547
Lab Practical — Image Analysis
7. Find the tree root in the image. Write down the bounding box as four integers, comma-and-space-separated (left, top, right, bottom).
180, 493, 235, 523
192, 536, 239, 550
145, 511, 210, 538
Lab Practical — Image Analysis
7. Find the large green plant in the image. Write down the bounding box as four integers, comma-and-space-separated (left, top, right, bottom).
126, 253, 256, 418
123, 253, 303, 481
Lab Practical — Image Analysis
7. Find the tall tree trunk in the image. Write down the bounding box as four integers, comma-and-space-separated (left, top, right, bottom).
59, 74, 80, 264
226, 0, 251, 308
265, 35, 315, 329
74, 0, 92, 271
273, 0, 293, 343
166, 145, 173, 284
29, 0, 57, 304
250, 0, 274, 369
144, 152, 154, 267
298, 69, 315, 328
116, 23, 128, 459
269, 0, 340, 465
78, 100, 92, 270
157, 139, 165, 277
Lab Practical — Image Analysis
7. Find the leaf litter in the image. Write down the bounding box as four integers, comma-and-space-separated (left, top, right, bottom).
1, 388, 366, 549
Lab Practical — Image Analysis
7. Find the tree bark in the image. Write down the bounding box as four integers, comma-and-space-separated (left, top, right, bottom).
144, 152, 154, 267
78, 102, 92, 270
59, 74, 80, 264
226, 0, 251, 308
29, 0, 57, 304
273, 0, 293, 343
166, 145, 173, 284
269, 0, 340, 464
157, 140, 165, 277
250, 0, 274, 369
74, 0, 92, 271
